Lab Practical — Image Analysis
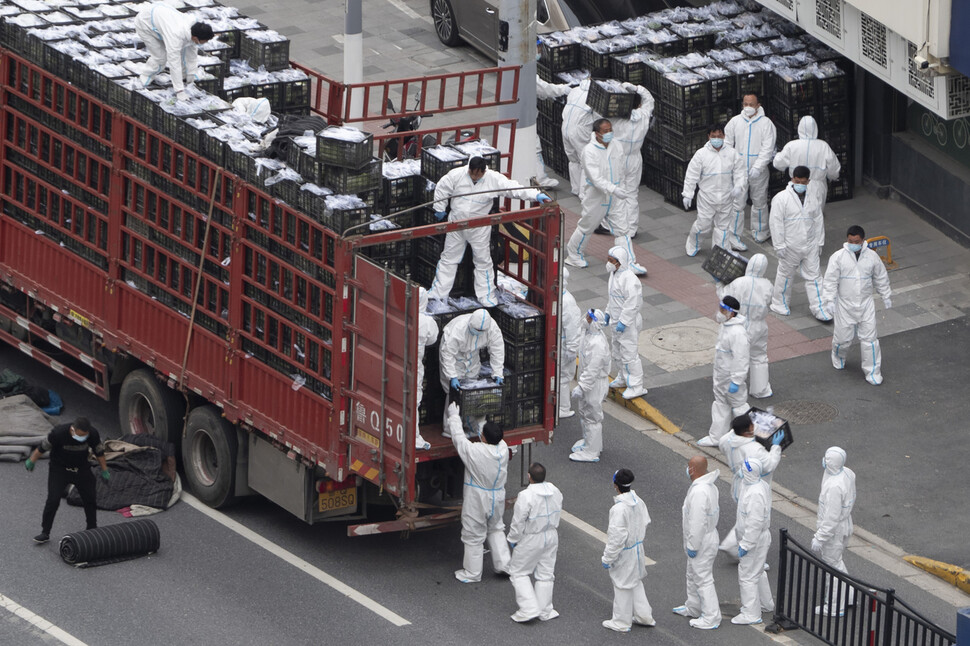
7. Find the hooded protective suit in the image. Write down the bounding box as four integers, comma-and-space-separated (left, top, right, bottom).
507, 480, 564, 622
772, 116, 841, 210
134, 2, 202, 93
821, 242, 892, 385
683, 140, 748, 255
769, 182, 828, 319
603, 489, 655, 631
570, 309, 611, 462
559, 268, 583, 416
605, 246, 644, 397
415, 288, 439, 449
430, 164, 541, 306
536, 77, 571, 187
718, 254, 773, 397
734, 457, 774, 624
813, 447, 856, 614
709, 314, 751, 441
611, 83, 655, 241
680, 468, 722, 629
232, 97, 273, 124
447, 404, 511, 582
716, 427, 781, 554
565, 132, 635, 268
561, 79, 597, 196
439, 310, 505, 431
725, 106, 777, 243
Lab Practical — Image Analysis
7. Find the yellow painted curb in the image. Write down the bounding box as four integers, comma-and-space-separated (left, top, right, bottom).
903, 556, 970, 594
607, 388, 681, 435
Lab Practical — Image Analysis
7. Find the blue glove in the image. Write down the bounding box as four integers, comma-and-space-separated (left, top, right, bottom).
771, 430, 784, 446
738, 547, 748, 558
728, 382, 739, 394
687, 549, 698, 559
101, 469, 111, 481
494, 376, 504, 385
536, 193, 551, 204
602, 562, 611, 569
509, 542, 516, 549
435, 210, 447, 221
25, 459, 35, 472
450, 377, 460, 390
616, 321, 627, 333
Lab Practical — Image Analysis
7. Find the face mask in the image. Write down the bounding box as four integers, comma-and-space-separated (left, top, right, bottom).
821, 458, 827, 471
606, 262, 617, 274
847, 243, 863, 253
71, 432, 87, 443
709, 138, 723, 148
743, 106, 756, 117
793, 183, 807, 194
685, 467, 691, 479
536, 53, 541, 62
601, 132, 613, 143
715, 311, 727, 323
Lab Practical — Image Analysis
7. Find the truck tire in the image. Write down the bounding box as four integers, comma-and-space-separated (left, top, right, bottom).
118, 369, 185, 447
182, 406, 237, 508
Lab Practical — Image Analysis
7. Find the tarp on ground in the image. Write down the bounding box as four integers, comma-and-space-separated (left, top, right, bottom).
67, 434, 178, 511
0, 394, 53, 462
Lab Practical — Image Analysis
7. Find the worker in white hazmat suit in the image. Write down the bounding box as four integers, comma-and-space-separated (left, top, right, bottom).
732, 456, 775, 625
812, 446, 856, 617
438, 309, 505, 435
696, 296, 750, 447
536, 42, 571, 188
231, 97, 273, 124
564, 120, 646, 273
773, 115, 841, 212
604, 246, 646, 400
429, 157, 550, 306
558, 268, 583, 419
724, 93, 777, 246
769, 166, 829, 321
560, 79, 597, 196
414, 287, 438, 450
134, 2, 213, 99
683, 125, 748, 256
569, 309, 611, 463
717, 253, 773, 397
446, 402, 511, 583
821, 225, 892, 385
610, 82, 655, 257
717, 413, 783, 557
507, 462, 563, 622
601, 468, 655, 633
673, 455, 722, 630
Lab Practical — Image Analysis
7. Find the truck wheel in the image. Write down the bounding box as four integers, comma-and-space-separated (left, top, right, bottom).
431, 0, 461, 47
182, 406, 237, 508
119, 369, 185, 447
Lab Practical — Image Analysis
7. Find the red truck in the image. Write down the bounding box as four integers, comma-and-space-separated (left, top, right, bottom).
0, 48, 561, 534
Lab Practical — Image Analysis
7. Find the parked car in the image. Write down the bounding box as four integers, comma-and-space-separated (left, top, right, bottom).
431, 0, 686, 60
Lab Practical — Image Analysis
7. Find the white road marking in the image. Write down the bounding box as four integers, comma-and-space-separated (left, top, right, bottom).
386, 0, 421, 20
560, 510, 656, 566
893, 273, 965, 294
0, 592, 88, 646
182, 493, 411, 626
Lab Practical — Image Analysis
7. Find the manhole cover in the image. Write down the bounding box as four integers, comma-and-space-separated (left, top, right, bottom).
771, 401, 839, 425
651, 325, 717, 352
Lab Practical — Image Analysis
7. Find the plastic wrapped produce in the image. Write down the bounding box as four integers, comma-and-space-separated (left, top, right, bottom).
708, 47, 745, 63
382, 158, 421, 179
738, 41, 774, 57
678, 52, 714, 68
596, 20, 628, 38
769, 36, 806, 54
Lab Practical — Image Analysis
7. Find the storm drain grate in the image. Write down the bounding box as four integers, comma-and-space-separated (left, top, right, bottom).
770, 400, 839, 425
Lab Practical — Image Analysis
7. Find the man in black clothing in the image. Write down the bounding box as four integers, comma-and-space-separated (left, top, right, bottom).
25, 417, 110, 544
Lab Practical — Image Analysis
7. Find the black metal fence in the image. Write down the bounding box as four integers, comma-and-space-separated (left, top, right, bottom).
768, 529, 956, 646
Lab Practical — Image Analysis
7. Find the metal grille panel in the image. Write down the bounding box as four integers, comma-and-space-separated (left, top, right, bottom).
907, 41, 935, 99
815, 0, 842, 40
860, 12, 888, 70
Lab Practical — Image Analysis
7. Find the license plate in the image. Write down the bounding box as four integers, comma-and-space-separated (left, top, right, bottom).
318, 488, 357, 513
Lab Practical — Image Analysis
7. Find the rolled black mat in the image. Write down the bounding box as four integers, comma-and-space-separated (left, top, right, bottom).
59, 519, 161, 568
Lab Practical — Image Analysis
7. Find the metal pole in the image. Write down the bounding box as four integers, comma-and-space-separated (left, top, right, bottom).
497, 0, 537, 183
344, 0, 363, 119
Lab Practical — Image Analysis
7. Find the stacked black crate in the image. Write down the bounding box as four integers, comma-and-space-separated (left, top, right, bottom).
493, 302, 545, 430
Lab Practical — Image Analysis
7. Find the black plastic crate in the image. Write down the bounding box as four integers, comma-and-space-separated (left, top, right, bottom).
320, 159, 382, 194
660, 174, 685, 207
611, 53, 645, 85
200, 130, 228, 167
455, 381, 504, 416
644, 35, 686, 57
448, 141, 501, 172
240, 32, 290, 72
749, 406, 794, 452
772, 102, 818, 134
131, 90, 159, 129
508, 370, 543, 400
507, 397, 543, 428
537, 63, 554, 84
586, 80, 640, 119
706, 73, 738, 105
382, 174, 418, 212
659, 126, 709, 161
213, 28, 240, 58
421, 146, 469, 183
662, 154, 689, 181
539, 40, 580, 72
317, 127, 374, 170
195, 76, 223, 96
736, 70, 766, 101
414, 234, 445, 259
641, 139, 663, 169
828, 175, 852, 202
642, 165, 664, 192
817, 101, 850, 131
818, 70, 849, 102
250, 81, 283, 106
280, 79, 310, 110
768, 71, 817, 107
504, 341, 543, 371
657, 102, 712, 136
494, 302, 544, 344
702, 245, 748, 283
659, 74, 710, 112
580, 43, 615, 77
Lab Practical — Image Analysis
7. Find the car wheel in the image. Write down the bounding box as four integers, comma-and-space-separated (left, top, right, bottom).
431, 0, 461, 47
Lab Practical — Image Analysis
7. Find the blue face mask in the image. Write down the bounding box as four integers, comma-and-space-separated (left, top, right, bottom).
601, 132, 613, 143
71, 432, 88, 443
685, 466, 691, 479
709, 138, 723, 148
847, 242, 864, 252
793, 183, 807, 194
821, 457, 826, 470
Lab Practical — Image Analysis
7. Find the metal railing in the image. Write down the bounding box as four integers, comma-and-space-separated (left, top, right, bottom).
769, 529, 956, 646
